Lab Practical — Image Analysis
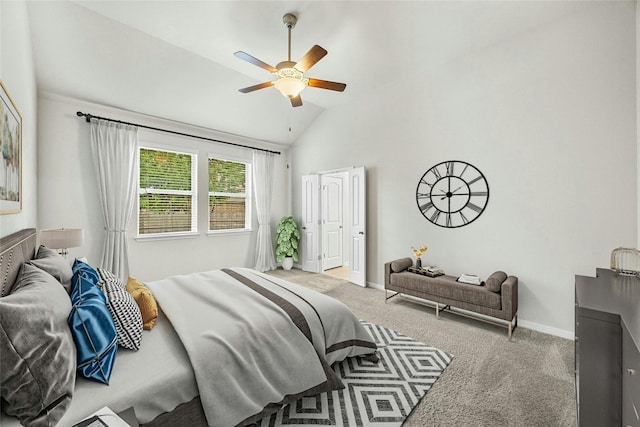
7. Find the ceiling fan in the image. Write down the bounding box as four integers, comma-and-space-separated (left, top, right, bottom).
234, 13, 346, 107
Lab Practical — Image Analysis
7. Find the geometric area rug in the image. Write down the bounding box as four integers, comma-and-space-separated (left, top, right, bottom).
257, 320, 454, 426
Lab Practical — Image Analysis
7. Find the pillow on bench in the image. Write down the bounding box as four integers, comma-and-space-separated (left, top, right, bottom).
391, 257, 413, 272
486, 271, 507, 292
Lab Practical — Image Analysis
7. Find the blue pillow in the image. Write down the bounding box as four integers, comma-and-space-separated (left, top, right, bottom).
68, 260, 118, 384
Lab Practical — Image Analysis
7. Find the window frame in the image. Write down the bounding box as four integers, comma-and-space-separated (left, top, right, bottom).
207, 155, 252, 235
136, 144, 198, 240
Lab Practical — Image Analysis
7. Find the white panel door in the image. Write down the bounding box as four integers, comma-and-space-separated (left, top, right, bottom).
321, 175, 343, 270
301, 174, 320, 273
349, 167, 366, 287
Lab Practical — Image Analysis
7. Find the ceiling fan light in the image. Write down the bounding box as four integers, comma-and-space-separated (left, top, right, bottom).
274, 77, 306, 99
273, 67, 308, 99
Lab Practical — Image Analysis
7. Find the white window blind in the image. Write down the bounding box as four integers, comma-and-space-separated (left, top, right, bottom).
208, 157, 251, 232
138, 147, 197, 236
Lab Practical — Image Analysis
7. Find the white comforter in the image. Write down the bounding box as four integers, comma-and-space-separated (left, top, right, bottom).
147, 268, 376, 427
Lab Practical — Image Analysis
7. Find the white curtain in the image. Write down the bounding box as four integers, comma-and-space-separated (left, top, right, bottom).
90, 119, 139, 282
252, 150, 277, 272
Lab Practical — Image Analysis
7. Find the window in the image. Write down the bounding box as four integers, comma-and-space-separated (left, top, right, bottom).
138, 147, 197, 236
208, 157, 251, 232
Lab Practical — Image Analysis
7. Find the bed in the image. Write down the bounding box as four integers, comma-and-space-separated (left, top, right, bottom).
0, 228, 377, 427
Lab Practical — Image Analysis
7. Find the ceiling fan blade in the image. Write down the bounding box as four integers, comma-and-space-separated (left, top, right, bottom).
290, 95, 303, 107
238, 81, 274, 93
307, 78, 347, 92
234, 51, 277, 73
294, 45, 328, 72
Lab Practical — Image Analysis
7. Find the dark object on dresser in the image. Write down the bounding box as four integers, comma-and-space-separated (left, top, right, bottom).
575, 268, 640, 427
384, 257, 518, 339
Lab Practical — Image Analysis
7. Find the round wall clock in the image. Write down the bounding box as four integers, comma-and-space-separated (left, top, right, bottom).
416, 160, 489, 228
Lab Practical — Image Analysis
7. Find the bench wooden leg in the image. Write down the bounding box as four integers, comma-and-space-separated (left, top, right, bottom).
435, 302, 439, 319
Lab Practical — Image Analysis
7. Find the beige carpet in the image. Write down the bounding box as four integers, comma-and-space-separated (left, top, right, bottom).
267, 268, 576, 427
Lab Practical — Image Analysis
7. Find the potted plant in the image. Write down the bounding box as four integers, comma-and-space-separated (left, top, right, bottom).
275, 216, 301, 270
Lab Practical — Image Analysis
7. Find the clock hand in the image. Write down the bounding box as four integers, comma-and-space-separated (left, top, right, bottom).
440, 185, 462, 200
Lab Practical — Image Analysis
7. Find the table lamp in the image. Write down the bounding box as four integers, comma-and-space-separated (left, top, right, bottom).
39, 228, 84, 258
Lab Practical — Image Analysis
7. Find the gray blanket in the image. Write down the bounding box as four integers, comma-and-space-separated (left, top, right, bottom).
147, 268, 376, 427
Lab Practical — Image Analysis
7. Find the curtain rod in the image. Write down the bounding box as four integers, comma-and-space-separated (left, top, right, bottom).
76, 111, 281, 155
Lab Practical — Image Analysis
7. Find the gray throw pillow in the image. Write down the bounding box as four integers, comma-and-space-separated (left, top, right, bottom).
0, 263, 76, 426
485, 271, 508, 292
391, 257, 413, 272
28, 245, 73, 292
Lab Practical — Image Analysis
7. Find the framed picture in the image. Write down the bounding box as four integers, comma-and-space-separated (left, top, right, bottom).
0, 80, 22, 214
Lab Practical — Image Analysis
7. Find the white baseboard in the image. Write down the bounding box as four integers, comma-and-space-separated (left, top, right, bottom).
367, 281, 384, 290
518, 320, 574, 340
365, 281, 575, 340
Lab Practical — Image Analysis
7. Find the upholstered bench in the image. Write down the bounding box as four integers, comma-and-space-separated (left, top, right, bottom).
384, 257, 518, 339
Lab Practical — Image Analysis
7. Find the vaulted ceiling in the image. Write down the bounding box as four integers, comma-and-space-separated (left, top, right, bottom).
26, 1, 593, 145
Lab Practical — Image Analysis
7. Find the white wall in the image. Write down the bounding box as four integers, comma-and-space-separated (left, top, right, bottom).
291, 2, 637, 336
0, 0, 38, 235
37, 93, 290, 281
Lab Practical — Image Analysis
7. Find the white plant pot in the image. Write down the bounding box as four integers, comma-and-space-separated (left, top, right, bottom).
282, 257, 294, 270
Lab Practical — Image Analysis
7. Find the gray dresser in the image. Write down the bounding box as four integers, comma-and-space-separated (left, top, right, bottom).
575, 268, 640, 427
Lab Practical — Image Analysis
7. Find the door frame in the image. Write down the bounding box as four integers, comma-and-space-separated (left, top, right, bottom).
301, 167, 366, 287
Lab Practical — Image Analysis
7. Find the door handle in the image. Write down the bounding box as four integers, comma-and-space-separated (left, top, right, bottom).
359, 231, 364, 235
301, 227, 306, 230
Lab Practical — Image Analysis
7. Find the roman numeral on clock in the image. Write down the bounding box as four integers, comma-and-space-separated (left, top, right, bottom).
420, 178, 434, 188
467, 175, 483, 185
445, 161, 454, 176
420, 201, 434, 213
431, 167, 442, 180
467, 202, 483, 213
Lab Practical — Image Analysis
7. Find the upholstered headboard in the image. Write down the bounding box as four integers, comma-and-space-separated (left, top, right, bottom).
0, 228, 37, 297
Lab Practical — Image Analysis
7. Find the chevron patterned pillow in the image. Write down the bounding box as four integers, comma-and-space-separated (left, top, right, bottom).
96, 268, 143, 350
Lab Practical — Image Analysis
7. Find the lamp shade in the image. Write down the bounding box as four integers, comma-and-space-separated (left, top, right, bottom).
274, 77, 306, 99
40, 228, 84, 249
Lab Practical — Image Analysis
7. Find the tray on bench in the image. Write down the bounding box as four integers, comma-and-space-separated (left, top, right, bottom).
407, 266, 444, 277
